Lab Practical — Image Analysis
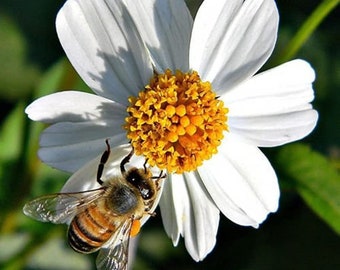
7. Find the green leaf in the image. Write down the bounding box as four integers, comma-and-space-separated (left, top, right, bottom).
277, 143, 340, 234
34, 58, 72, 97
0, 233, 30, 262
0, 103, 25, 162
34, 57, 91, 98
27, 237, 91, 270
0, 103, 33, 213
0, 14, 40, 101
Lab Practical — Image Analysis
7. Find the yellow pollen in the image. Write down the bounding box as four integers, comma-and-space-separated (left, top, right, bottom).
167, 131, 178, 143
124, 69, 229, 174
186, 124, 197, 136
176, 104, 186, 117
166, 105, 176, 117
180, 115, 190, 127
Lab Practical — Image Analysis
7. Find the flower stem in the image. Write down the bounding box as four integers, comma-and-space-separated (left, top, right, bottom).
277, 0, 339, 63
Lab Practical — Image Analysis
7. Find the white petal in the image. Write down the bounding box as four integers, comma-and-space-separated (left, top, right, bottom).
228, 110, 318, 147
38, 121, 127, 173
40, 120, 126, 147
225, 60, 318, 146
224, 60, 316, 109
25, 91, 128, 172
124, 0, 193, 72
198, 134, 280, 227
56, 0, 153, 105
190, 0, 278, 93
160, 172, 220, 261
159, 174, 182, 246
25, 91, 126, 123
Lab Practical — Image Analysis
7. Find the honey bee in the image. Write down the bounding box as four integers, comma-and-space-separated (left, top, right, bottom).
23, 140, 164, 270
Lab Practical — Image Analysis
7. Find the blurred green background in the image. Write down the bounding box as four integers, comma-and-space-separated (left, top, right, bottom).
0, 0, 339, 269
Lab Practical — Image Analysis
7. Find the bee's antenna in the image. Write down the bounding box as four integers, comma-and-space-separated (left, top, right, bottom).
120, 147, 134, 174
143, 159, 149, 173
97, 139, 111, 185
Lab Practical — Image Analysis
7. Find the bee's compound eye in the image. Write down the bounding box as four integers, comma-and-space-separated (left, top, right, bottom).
126, 170, 140, 184
126, 169, 154, 200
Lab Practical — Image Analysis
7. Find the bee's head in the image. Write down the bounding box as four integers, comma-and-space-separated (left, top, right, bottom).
125, 168, 154, 200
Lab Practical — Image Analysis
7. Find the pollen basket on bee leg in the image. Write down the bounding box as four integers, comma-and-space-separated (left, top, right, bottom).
130, 219, 141, 237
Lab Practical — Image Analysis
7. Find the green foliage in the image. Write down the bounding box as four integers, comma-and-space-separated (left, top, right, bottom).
0, 103, 26, 214
0, 233, 30, 262
274, 0, 340, 63
26, 237, 92, 270
0, 103, 25, 162
0, 15, 40, 101
277, 144, 340, 234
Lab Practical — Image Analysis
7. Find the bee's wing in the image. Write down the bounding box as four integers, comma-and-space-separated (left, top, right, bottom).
23, 188, 106, 224
96, 218, 133, 270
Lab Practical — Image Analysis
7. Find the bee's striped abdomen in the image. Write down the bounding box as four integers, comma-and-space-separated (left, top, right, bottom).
68, 205, 115, 253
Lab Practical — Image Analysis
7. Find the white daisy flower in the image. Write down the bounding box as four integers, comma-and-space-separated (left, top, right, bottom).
26, 0, 318, 261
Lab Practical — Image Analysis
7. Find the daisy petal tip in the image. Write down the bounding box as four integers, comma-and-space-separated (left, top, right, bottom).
24, 93, 63, 122
253, 198, 279, 228
249, 213, 271, 230
185, 240, 215, 262
25, 100, 42, 121
251, 223, 260, 229
161, 218, 180, 247
293, 59, 316, 82
312, 109, 319, 125
24, 103, 31, 114
304, 109, 318, 136
293, 109, 319, 142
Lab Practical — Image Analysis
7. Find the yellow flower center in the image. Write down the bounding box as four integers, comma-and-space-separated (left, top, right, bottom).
124, 69, 228, 174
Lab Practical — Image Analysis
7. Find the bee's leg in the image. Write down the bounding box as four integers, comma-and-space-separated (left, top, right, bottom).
143, 159, 149, 174
97, 139, 111, 185
120, 147, 134, 174
143, 202, 157, 216
152, 170, 166, 190
147, 211, 157, 217
158, 170, 166, 179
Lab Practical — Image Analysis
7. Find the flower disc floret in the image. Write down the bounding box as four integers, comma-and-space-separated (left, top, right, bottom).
125, 70, 228, 174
